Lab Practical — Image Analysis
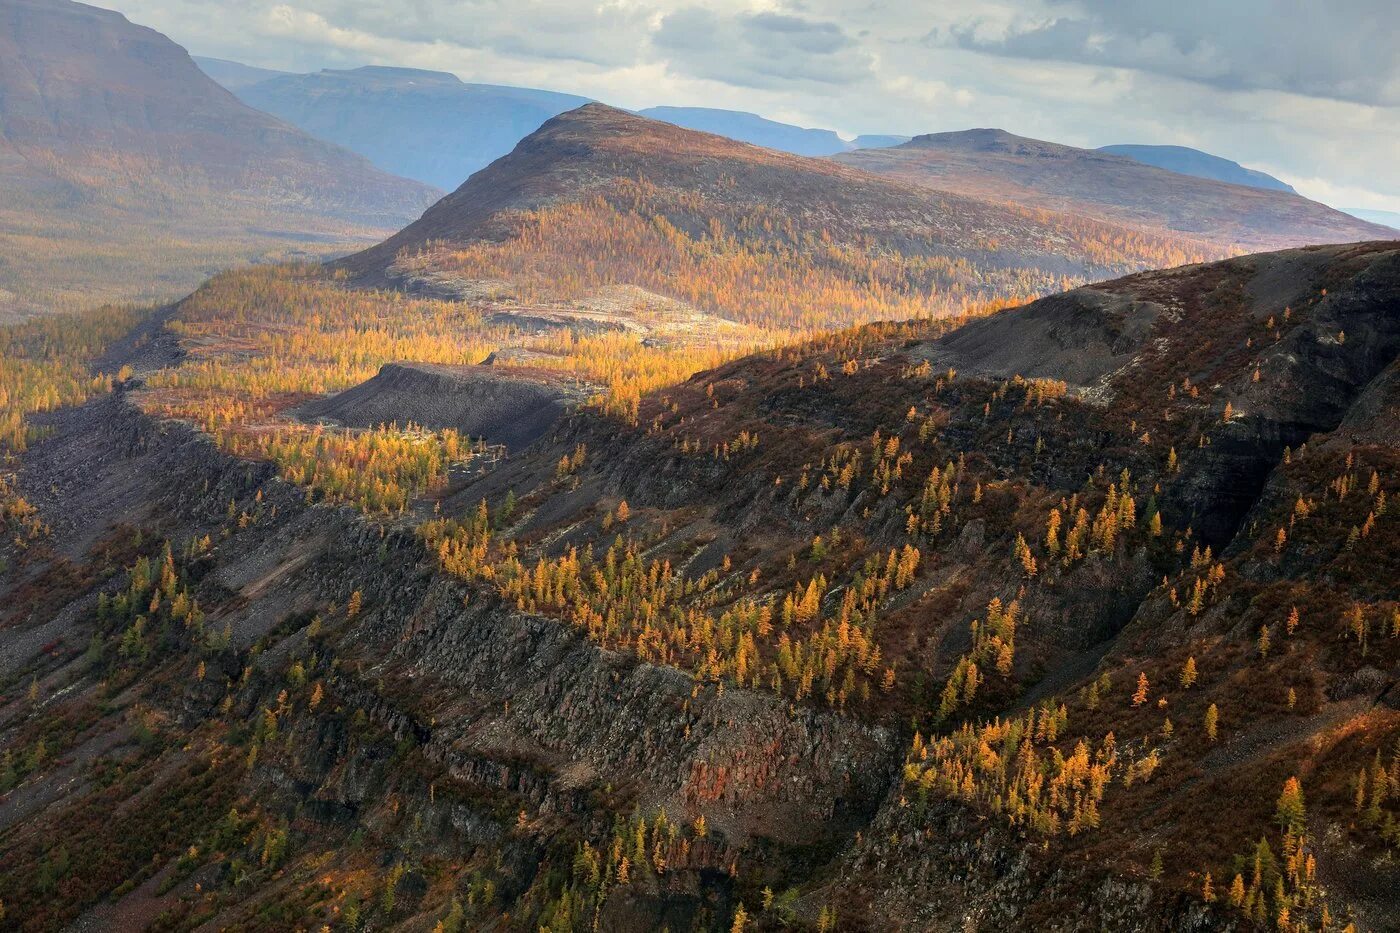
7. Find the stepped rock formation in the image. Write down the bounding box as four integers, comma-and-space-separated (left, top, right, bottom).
2, 242, 1398, 929
299, 363, 588, 452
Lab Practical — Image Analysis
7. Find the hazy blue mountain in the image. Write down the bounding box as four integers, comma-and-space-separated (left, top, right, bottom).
229, 66, 591, 191
193, 55, 290, 89
1341, 208, 1400, 231
635, 107, 906, 157
636, 106, 852, 156
1098, 144, 1296, 193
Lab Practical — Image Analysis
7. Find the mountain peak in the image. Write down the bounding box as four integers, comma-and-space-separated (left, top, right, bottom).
907, 127, 1074, 156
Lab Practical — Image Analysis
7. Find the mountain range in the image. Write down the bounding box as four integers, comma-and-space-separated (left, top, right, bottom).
343, 103, 1225, 330
197, 55, 1381, 254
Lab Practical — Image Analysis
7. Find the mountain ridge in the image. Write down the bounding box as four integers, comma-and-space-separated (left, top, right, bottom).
837, 127, 1390, 251
1098, 143, 1296, 193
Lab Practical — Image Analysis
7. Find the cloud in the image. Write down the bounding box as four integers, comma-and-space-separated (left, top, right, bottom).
652, 8, 874, 89
942, 0, 1400, 108
96, 0, 1400, 210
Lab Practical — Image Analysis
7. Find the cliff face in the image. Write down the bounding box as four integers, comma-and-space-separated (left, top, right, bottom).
298, 362, 586, 452
1, 388, 897, 930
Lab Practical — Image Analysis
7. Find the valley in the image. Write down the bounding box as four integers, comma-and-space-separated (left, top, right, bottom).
0, 3, 1397, 931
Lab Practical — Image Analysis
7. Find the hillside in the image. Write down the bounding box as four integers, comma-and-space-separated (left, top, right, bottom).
836, 129, 1390, 252
0, 0, 437, 316
345, 103, 1224, 332
1098, 144, 1297, 193
230, 66, 592, 191
1, 241, 1398, 930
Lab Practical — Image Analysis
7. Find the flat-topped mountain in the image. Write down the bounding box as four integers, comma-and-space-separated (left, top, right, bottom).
0, 0, 434, 218
230, 65, 592, 191
1098, 143, 1297, 193
837, 128, 1390, 251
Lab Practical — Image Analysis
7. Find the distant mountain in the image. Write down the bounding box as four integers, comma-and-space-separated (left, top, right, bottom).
229, 66, 592, 191
637, 106, 850, 157
344, 104, 1226, 330
0, 0, 438, 315
1098, 143, 1296, 193
198, 56, 909, 183
193, 55, 290, 90
1342, 207, 1400, 231
836, 128, 1391, 251
637, 107, 906, 157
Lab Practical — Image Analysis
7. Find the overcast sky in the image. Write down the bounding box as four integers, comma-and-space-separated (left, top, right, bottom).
102, 0, 1400, 211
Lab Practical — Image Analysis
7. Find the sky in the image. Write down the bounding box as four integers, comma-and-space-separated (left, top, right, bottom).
100, 0, 1400, 212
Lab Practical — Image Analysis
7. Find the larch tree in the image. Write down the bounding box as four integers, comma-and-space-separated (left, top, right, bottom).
1132, 672, 1150, 707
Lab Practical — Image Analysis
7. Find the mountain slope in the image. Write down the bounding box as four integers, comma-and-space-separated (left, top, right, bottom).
1099, 144, 1297, 193
837, 128, 1389, 252
0, 0, 437, 316
344, 103, 1225, 334
2, 241, 1398, 930
232, 66, 592, 191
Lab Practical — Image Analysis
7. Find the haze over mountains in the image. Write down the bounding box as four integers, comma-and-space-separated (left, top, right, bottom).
1345, 207, 1400, 231
191, 55, 290, 90
0, 0, 437, 317
201, 62, 904, 188
637, 106, 908, 157
231, 66, 590, 192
